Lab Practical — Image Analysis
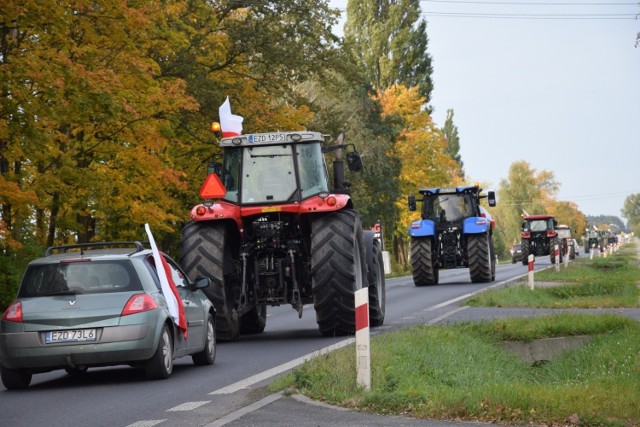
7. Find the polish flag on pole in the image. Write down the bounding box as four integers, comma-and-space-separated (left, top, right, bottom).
219, 96, 243, 137
145, 224, 188, 338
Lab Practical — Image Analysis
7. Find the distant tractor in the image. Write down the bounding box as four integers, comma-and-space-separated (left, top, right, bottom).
520, 214, 561, 264
555, 224, 575, 260
179, 130, 385, 341
407, 184, 497, 285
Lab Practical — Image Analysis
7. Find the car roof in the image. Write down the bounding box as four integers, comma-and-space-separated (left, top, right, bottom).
31, 242, 154, 265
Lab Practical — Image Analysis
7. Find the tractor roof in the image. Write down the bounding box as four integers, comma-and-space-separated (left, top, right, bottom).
523, 214, 555, 220
219, 131, 324, 148
418, 185, 481, 196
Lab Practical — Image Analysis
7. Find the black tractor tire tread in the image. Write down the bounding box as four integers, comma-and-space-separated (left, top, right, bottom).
311, 209, 366, 336
366, 236, 385, 327
468, 233, 492, 283
180, 221, 240, 342
410, 238, 438, 286
521, 240, 530, 265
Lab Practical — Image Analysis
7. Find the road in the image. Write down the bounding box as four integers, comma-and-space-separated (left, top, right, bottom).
0, 259, 549, 427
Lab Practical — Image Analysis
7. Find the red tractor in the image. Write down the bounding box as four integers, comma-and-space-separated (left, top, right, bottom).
179, 130, 385, 341
520, 214, 562, 264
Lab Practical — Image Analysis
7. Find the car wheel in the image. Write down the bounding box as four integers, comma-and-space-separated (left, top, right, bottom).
192, 313, 216, 366
1, 366, 32, 390
145, 324, 173, 379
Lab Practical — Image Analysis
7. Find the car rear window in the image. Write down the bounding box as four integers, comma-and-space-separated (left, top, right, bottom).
18, 260, 143, 297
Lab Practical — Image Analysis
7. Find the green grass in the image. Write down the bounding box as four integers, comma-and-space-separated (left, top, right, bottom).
466, 244, 640, 308
270, 243, 640, 426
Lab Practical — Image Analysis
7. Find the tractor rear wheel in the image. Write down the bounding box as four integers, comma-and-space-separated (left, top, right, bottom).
364, 232, 385, 327
180, 221, 240, 342
240, 305, 267, 334
468, 233, 492, 283
410, 237, 439, 286
311, 209, 366, 336
520, 240, 530, 265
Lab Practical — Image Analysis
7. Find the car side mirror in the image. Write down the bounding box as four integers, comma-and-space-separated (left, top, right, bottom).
408, 195, 416, 211
194, 277, 211, 290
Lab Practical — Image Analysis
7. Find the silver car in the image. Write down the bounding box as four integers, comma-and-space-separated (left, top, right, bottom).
0, 242, 216, 389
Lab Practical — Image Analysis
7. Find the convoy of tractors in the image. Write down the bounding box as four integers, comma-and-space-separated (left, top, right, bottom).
177, 117, 620, 341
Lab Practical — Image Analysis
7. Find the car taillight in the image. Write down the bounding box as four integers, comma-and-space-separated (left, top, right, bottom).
121, 294, 158, 316
3, 301, 23, 323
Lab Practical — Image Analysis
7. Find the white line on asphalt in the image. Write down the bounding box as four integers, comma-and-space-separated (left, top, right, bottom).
204, 392, 284, 427
125, 420, 166, 427
167, 401, 211, 411
427, 306, 469, 325
209, 338, 355, 395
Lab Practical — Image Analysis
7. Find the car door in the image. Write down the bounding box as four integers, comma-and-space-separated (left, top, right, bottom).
163, 257, 205, 351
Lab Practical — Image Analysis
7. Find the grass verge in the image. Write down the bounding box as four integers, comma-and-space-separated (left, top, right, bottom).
270, 242, 640, 426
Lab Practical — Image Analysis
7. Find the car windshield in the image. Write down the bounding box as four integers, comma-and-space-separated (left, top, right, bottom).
18, 260, 142, 297
424, 193, 476, 222
557, 229, 571, 238
223, 142, 328, 205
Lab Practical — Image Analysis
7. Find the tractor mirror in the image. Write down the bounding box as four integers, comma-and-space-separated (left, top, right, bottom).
346, 151, 362, 172
408, 195, 416, 211
487, 191, 496, 207
207, 161, 223, 177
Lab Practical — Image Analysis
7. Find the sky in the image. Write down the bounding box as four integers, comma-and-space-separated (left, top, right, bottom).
328, 0, 640, 220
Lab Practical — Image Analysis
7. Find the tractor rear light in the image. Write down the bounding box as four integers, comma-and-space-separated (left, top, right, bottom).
3, 301, 23, 323
547, 231, 557, 237
522, 232, 531, 238
121, 294, 158, 316
326, 196, 337, 206
196, 205, 208, 216
475, 219, 487, 226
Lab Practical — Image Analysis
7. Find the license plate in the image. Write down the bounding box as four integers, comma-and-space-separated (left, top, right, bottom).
45, 329, 97, 344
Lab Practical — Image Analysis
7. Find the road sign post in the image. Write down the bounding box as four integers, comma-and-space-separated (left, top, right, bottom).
355, 288, 371, 391
528, 254, 535, 290
554, 244, 560, 271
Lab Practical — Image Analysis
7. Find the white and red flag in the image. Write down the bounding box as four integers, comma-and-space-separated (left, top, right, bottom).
145, 224, 188, 338
219, 96, 243, 137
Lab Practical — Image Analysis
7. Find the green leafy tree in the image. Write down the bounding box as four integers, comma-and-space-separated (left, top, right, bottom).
441, 109, 464, 178
621, 194, 640, 234
493, 161, 559, 251
344, 0, 434, 101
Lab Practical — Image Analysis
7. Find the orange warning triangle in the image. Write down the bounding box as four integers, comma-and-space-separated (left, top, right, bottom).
199, 173, 227, 199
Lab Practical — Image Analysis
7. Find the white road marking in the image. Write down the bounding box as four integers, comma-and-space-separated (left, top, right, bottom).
125, 420, 166, 427
209, 339, 355, 395
204, 392, 284, 427
167, 401, 211, 411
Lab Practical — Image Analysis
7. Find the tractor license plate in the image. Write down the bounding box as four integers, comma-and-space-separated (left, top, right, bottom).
249, 133, 287, 144
45, 329, 97, 344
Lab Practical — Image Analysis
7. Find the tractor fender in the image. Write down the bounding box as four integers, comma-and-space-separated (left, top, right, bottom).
408, 219, 436, 237
462, 217, 491, 234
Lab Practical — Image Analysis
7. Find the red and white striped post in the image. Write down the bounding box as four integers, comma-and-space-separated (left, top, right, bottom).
554, 244, 560, 271
528, 254, 535, 290
355, 288, 371, 391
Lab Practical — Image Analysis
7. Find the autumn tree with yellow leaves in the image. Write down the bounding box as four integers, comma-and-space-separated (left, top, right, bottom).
375, 85, 463, 267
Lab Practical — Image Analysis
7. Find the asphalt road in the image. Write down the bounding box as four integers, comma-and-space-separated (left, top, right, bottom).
3, 255, 626, 427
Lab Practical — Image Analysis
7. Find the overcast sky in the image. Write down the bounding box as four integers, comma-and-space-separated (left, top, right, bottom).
328, 0, 640, 220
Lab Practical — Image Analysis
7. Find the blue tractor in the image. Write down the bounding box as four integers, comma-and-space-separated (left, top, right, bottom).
407, 184, 497, 285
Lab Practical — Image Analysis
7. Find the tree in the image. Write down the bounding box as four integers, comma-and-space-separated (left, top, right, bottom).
344, 0, 434, 102
441, 109, 464, 178
492, 161, 559, 251
375, 84, 462, 267
621, 193, 640, 234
